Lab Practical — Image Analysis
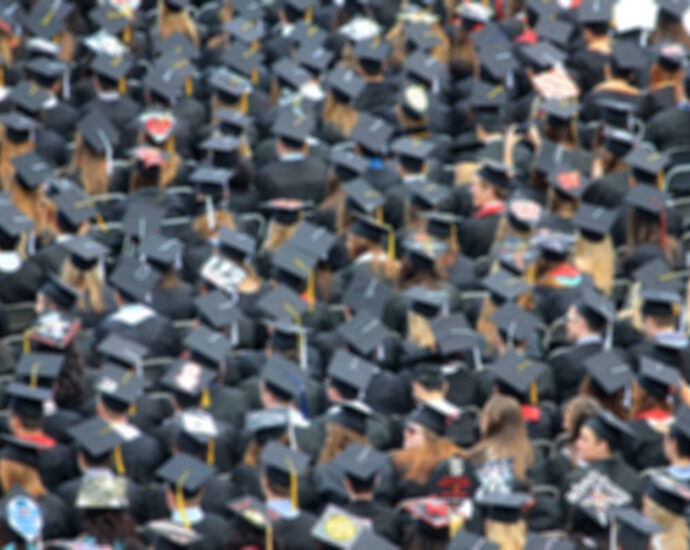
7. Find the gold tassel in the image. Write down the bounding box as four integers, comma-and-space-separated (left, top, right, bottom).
167, 135, 176, 154
448, 512, 463, 539
29, 362, 40, 390
95, 213, 108, 233
240, 92, 249, 115
122, 25, 131, 45
658, 172, 665, 191
285, 458, 298, 510
283, 303, 301, 324
200, 388, 211, 409
0, 67, 5, 88
206, 439, 215, 465
385, 223, 396, 259
23, 329, 33, 354
118, 77, 126, 95
185, 76, 193, 96
113, 445, 126, 475
128, 403, 136, 416
376, 206, 383, 223
266, 522, 274, 550
530, 382, 538, 406
176, 471, 191, 528
305, 6, 312, 23
449, 225, 458, 254
251, 68, 259, 86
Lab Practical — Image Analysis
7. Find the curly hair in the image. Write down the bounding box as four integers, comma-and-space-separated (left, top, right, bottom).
80, 510, 145, 550
317, 422, 369, 464
54, 342, 86, 409
392, 429, 465, 486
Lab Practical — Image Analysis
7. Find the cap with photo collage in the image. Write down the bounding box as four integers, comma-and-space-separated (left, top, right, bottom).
183, 326, 232, 368
565, 469, 632, 528
39, 274, 80, 311
350, 113, 393, 157
97, 364, 144, 413
29, 311, 80, 351
76, 470, 128, 510
110, 257, 160, 303
547, 168, 590, 200
402, 496, 464, 541
161, 360, 216, 409
585, 350, 633, 396
134, 145, 171, 180
15, 352, 64, 389
0, 490, 43, 545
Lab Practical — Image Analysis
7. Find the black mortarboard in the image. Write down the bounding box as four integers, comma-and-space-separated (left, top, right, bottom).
63, 236, 108, 271
156, 454, 215, 498
404, 50, 444, 88
585, 409, 634, 447
271, 58, 310, 91
352, 36, 390, 65
53, 190, 96, 232
408, 400, 458, 436
331, 400, 371, 434
160, 360, 215, 401
328, 348, 375, 398
156, 32, 199, 62
578, 0, 614, 24
262, 199, 313, 226
431, 314, 478, 356
68, 416, 125, 461
343, 271, 393, 320
90, 53, 132, 85
164, 0, 190, 11
524, 533, 575, 550
391, 136, 435, 172
339, 443, 385, 487
260, 441, 309, 488
88, 5, 132, 36
349, 213, 389, 245
611, 40, 648, 73
405, 23, 442, 52
351, 531, 399, 550
492, 350, 546, 402
225, 17, 265, 45
576, 286, 615, 329
422, 212, 461, 240
209, 67, 252, 104
615, 508, 663, 550
97, 334, 147, 370
311, 504, 370, 547
405, 286, 449, 318
326, 66, 365, 103
350, 113, 393, 157
22, 2, 72, 39
476, 492, 533, 522
140, 234, 183, 272
195, 290, 241, 331
267, 320, 307, 356
478, 43, 519, 82
533, 231, 576, 262
541, 99, 579, 127
271, 109, 315, 146
518, 42, 566, 72
478, 161, 512, 190
640, 288, 681, 318
638, 356, 680, 399
625, 147, 667, 185
491, 303, 541, 345
0, 112, 37, 143
646, 473, 690, 515
174, 409, 219, 460
12, 152, 51, 191
295, 44, 334, 76
481, 268, 530, 304
145, 520, 202, 548
289, 20, 327, 49
189, 165, 232, 202
6, 383, 51, 419
469, 80, 507, 114
262, 355, 306, 401
535, 17, 576, 50
290, 222, 336, 261
77, 109, 120, 156
245, 409, 289, 443
183, 327, 231, 368
656, 42, 686, 71
0, 205, 32, 249
449, 531, 499, 550
344, 178, 384, 217
331, 150, 368, 181
633, 258, 683, 294
658, 0, 688, 19
671, 405, 690, 444
226, 42, 265, 81
144, 59, 194, 104
404, 237, 447, 271
272, 243, 318, 292
97, 364, 144, 412
339, 310, 392, 358
256, 284, 308, 324
122, 203, 164, 240
15, 352, 64, 388
215, 109, 252, 136
227, 496, 271, 532
585, 350, 632, 395
39, 274, 79, 310
625, 184, 667, 218
217, 227, 255, 263
10, 82, 52, 116
573, 203, 616, 242
109, 257, 160, 303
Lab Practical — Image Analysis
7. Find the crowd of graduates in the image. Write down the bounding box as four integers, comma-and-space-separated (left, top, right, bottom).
0, 0, 690, 548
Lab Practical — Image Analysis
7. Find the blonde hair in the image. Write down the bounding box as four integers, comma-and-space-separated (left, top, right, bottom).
192, 210, 236, 240
574, 234, 614, 296
9, 181, 48, 234
318, 422, 369, 464
262, 220, 299, 252
644, 496, 689, 550
484, 519, 527, 550
61, 258, 106, 314
322, 94, 359, 138
0, 125, 34, 191
157, 0, 199, 46
70, 134, 109, 196
407, 310, 436, 349
0, 459, 47, 499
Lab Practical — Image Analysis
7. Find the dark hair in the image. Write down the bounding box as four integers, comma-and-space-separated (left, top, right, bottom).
54, 343, 86, 409
80, 510, 144, 550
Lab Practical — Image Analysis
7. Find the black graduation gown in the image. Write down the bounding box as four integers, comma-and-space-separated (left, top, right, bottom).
208, 384, 249, 430
31, 241, 69, 279
40, 492, 74, 539
187, 513, 231, 550
457, 212, 502, 259
644, 105, 690, 152
567, 48, 609, 95
43, 100, 79, 136
272, 511, 319, 550
355, 80, 400, 119
550, 341, 603, 403
624, 416, 670, 471
523, 404, 560, 441
0, 257, 43, 303
81, 96, 142, 142
120, 427, 166, 484
364, 163, 401, 195
345, 500, 400, 543
638, 84, 676, 122
255, 155, 328, 203
38, 443, 80, 491
151, 284, 197, 321
43, 408, 83, 445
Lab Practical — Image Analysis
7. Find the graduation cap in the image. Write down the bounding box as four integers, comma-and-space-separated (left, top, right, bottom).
0, 434, 51, 469
199, 136, 240, 169
405, 23, 442, 53
256, 284, 308, 324
403, 236, 446, 271
52, 190, 96, 232
227, 496, 272, 531
262, 355, 307, 403
492, 350, 546, 404
272, 242, 318, 296
578, 0, 614, 25
0, 205, 33, 249
405, 286, 449, 318
139, 110, 176, 149
88, 5, 133, 37
160, 360, 216, 407
534, 17, 576, 50
245, 409, 289, 444
614, 508, 663, 550
640, 288, 682, 318
209, 67, 252, 103
585, 350, 632, 396
478, 43, 519, 83
670, 404, 690, 445
266, 320, 308, 363
585, 409, 634, 449
132, 146, 169, 181
39, 275, 79, 311
658, 0, 689, 20
506, 198, 542, 232
339, 309, 393, 359
351, 531, 399, 550
140, 234, 183, 273
29, 311, 80, 351
194, 290, 241, 332
331, 400, 371, 435
457, 2, 494, 25
573, 203, 616, 242
122, 203, 164, 240
0, 112, 37, 144
295, 44, 334, 76
215, 109, 252, 137
183, 326, 231, 369
15, 352, 64, 389
22, 2, 73, 39
491, 303, 541, 346
540, 99, 579, 127
9, 82, 53, 116
391, 137, 435, 173
290, 222, 336, 261
481, 268, 530, 305
6, 383, 51, 419
469, 81, 507, 114
404, 50, 445, 89
155, 32, 199, 61
611, 40, 648, 73
337, 443, 385, 488
189, 166, 232, 208
532, 231, 576, 262
350, 113, 393, 157
421, 212, 460, 242
352, 36, 390, 68
524, 533, 575, 550
216, 228, 255, 264
97, 364, 144, 413
262, 198, 313, 226
625, 147, 668, 186
518, 42, 566, 72
76, 470, 128, 510
272, 109, 316, 146
97, 333, 147, 371
646, 473, 690, 514
156, 454, 215, 502
476, 492, 533, 522
68, 416, 126, 461
449, 531, 499, 550
326, 66, 365, 103
109, 257, 160, 303
637, 356, 680, 399
343, 271, 393, 320
477, 161, 512, 190
598, 98, 638, 128
626, 185, 668, 221
408, 400, 459, 436
145, 520, 202, 548
575, 286, 615, 330
565, 469, 632, 528
259, 441, 309, 504
226, 42, 265, 84
290, 20, 328, 49
331, 150, 368, 182
144, 58, 197, 104
63, 236, 108, 271
90, 53, 133, 88
225, 17, 265, 46
548, 168, 589, 200
401, 496, 461, 540
311, 504, 370, 548
431, 314, 479, 357
271, 58, 310, 92
633, 258, 684, 294
12, 152, 51, 191
344, 179, 384, 219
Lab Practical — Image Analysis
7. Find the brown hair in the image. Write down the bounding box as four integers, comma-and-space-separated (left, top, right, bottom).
317, 422, 369, 464
392, 428, 465, 486
61, 258, 106, 314
346, 232, 400, 283
262, 220, 299, 252
644, 496, 690, 549
0, 459, 46, 499
626, 209, 683, 268
192, 210, 236, 241
476, 296, 500, 356
70, 134, 109, 196
578, 374, 627, 419
9, 181, 48, 234
243, 432, 290, 467
157, 0, 199, 46
484, 519, 527, 550
563, 395, 600, 446
407, 310, 436, 349
574, 234, 615, 296
470, 394, 534, 480
629, 380, 672, 419
546, 188, 578, 219
0, 126, 34, 191
322, 93, 359, 138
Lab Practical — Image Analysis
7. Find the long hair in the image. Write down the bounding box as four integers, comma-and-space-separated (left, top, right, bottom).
484, 519, 527, 550
626, 209, 682, 267
192, 210, 235, 241
54, 342, 86, 409
578, 375, 627, 419
476, 296, 499, 356
629, 381, 671, 419
0, 460, 46, 499
392, 428, 465, 486
243, 432, 290, 467
346, 232, 400, 282
574, 234, 614, 296
651, 15, 690, 48
407, 310, 436, 348
157, 0, 199, 46
322, 94, 359, 138
262, 220, 299, 252
470, 394, 534, 480
80, 510, 144, 550
69, 134, 109, 196
644, 496, 690, 550
0, 128, 33, 191
317, 422, 369, 464
9, 181, 48, 234
546, 189, 578, 219
61, 258, 106, 314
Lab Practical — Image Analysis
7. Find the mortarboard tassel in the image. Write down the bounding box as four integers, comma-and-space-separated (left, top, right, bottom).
251, 68, 259, 86
530, 381, 538, 406
306, 271, 315, 312
376, 206, 383, 223
305, 6, 312, 23
113, 445, 126, 475
448, 511, 463, 539
185, 76, 193, 97
122, 25, 131, 45
176, 471, 191, 529
29, 362, 40, 390
0, 66, 5, 88
265, 522, 274, 550
285, 458, 299, 510
385, 223, 395, 260
167, 135, 176, 154
23, 329, 33, 354
94, 213, 108, 233
128, 403, 136, 416
118, 77, 126, 95
657, 171, 665, 191
239, 91, 249, 115
206, 439, 215, 466
200, 387, 211, 409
